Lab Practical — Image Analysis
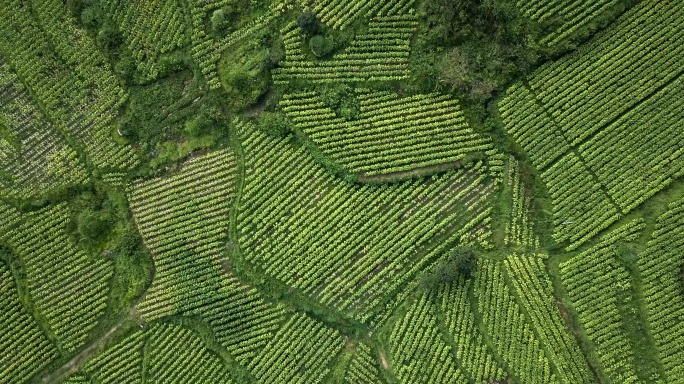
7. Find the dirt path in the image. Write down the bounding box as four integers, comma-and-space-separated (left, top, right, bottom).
379, 350, 390, 370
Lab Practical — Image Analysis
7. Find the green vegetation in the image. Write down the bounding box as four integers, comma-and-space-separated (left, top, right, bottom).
236, 124, 494, 322
0, 260, 58, 382
560, 220, 653, 383
0, 1, 683, 383
281, 90, 495, 179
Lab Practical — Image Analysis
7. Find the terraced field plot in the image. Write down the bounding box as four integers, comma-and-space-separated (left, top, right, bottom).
0, 1, 683, 383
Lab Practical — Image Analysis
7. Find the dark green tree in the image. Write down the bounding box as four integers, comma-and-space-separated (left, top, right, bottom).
77, 209, 111, 243
297, 12, 320, 36
258, 112, 290, 137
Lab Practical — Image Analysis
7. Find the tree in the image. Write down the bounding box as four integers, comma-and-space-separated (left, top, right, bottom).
211, 9, 227, 33
258, 112, 290, 137
309, 35, 333, 57
80, 5, 101, 28
320, 84, 360, 120
297, 12, 320, 36
416, 0, 541, 101
77, 209, 111, 243
114, 53, 135, 84
218, 45, 270, 111
422, 247, 478, 289
116, 117, 137, 141
96, 23, 123, 50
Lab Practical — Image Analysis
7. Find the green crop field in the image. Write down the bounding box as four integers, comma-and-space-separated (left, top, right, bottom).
0, 0, 682, 383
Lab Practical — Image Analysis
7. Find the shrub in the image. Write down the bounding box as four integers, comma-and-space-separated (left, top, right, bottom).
258, 112, 290, 137
309, 35, 333, 57
211, 9, 227, 33
77, 209, 111, 243
297, 12, 320, 36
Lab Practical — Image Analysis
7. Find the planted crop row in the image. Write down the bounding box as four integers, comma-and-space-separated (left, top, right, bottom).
0, 58, 89, 199
108, 0, 187, 82
198, 286, 288, 366
637, 198, 684, 381
0, 203, 113, 353
473, 259, 555, 384
498, 82, 569, 170
388, 292, 466, 383
343, 343, 384, 384
273, 16, 417, 84
82, 328, 146, 384
0, 0, 138, 169
504, 157, 538, 248
517, 0, 622, 46
129, 150, 237, 320
500, 4, 684, 251
237, 124, 495, 322
559, 220, 645, 384
540, 152, 620, 250
281, 90, 494, 177
439, 277, 507, 383
505, 254, 592, 384
0, 261, 59, 383
247, 313, 343, 384
578, 75, 684, 213
527, 2, 684, 145
147, 324, 236, 383
308, 0, 415, 30
128, 148, 288, 365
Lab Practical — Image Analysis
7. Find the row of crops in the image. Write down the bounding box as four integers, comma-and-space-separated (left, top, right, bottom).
559, 207, 684, 383
498, 82, 569, 170
389, 291, 467, 383
0, 58, 89, 199
107, 0, 187, 82
145, 324, 236, 383
539, 153, 620, 250
527, 2, 684, 145
274, 15, 417, 84
128, 149, 239, 320
281, 90, 495, 179
189, 0, 286, 89
343, 343, 385, 383
304, 0, 415, 30
115, 139, 684, 384
500, 1, 684, 250
72, 310, 350, 384
0, 261, 58, 383
0, 203, 113, 353
80, 329, 146, 384
386, 254, 593, 384
438, 276, 507, 383
474, 259, 555, 383
237, 123, 495, 323
578, 75, 684, 213
75, 323, 236, 384
636, 198, 684, 380
0, 0, 139, 170
559, 220, 645, 383
128, 148, 294, 368
248, 313, 344, 384
516, 0, 623, 46
504, 157, 538, 249
505, 255, 592, 383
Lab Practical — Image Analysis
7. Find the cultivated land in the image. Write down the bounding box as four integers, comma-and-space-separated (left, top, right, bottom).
1, 0, 683, 383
